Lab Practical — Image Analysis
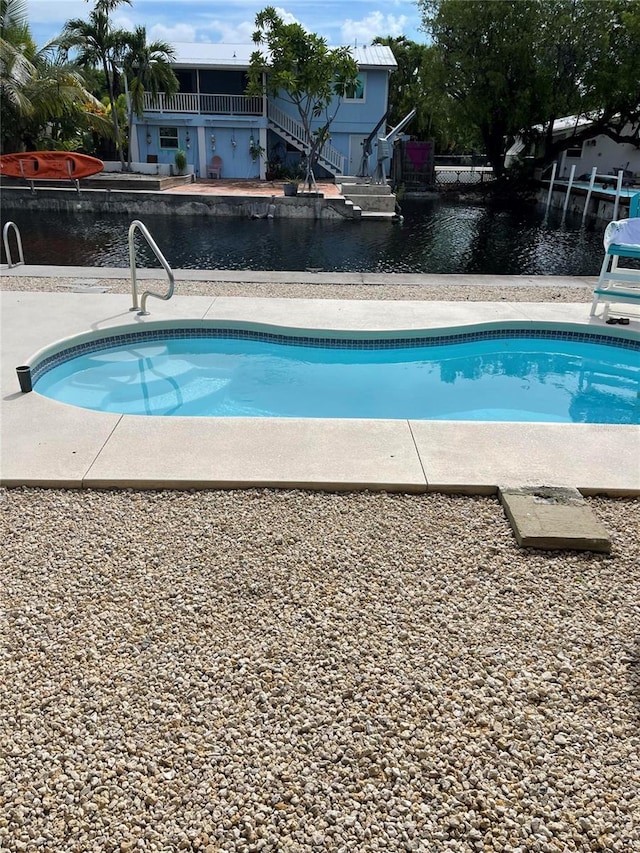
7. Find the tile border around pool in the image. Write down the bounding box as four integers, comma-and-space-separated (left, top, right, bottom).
30, 323, 640, 384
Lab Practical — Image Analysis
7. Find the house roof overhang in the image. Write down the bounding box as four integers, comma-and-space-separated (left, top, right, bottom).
170, 42, 397, 71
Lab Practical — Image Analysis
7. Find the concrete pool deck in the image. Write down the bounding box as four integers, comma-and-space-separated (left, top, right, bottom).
1, 271, 639, 494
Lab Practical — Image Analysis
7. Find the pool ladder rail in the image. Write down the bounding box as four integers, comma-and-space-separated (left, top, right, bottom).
129, 219, 175, 316
3, 219, 174, 317
3, 221, 25, 268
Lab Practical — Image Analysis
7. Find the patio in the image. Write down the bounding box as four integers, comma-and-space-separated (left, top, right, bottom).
1, 275, 638, 494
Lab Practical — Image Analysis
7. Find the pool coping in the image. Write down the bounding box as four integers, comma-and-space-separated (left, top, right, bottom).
1, 286, 639, 495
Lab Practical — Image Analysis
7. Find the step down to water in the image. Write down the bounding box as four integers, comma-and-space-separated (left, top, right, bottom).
499, 486, 611, 552
339, 182, 393, 196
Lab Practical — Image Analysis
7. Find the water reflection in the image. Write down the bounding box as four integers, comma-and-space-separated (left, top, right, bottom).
36, 336, 640, 423
0, 198, 619, 275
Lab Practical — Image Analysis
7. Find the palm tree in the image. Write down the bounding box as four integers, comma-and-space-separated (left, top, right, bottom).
122, 26, 177, 169
1, 0, 110, 152
61, 0, 131, 167
1, 0, 38, 122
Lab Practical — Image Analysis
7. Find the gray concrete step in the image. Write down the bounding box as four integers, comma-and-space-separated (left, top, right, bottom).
339, 182, 393, 196
499, 486, 611, 552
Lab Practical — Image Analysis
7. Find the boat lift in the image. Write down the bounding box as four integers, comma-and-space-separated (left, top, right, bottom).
355, 110, 389, 179
372, 109, 417, 184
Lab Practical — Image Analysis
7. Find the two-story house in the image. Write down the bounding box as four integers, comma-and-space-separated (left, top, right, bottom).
128, 42, 397, 181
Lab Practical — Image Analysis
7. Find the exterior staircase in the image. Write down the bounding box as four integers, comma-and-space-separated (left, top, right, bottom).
338, 178, 398, 217
267, 103, 345, 177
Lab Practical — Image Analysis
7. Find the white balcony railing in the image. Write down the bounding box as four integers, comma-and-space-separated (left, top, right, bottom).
143, 92, 262, 115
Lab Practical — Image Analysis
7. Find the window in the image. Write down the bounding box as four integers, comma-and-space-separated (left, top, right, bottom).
345, 72, 366, 102
566, 143, 584, 158
159, 127, 179, 149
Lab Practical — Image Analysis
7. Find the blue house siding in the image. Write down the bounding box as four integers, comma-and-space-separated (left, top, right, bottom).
136, 117, 267, 179
264, 68, 391, 176
132, 43, 395, 180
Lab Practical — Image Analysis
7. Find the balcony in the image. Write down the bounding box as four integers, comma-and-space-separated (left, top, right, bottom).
143, 92, 263, 116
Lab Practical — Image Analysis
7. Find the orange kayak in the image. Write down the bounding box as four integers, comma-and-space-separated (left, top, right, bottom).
0, 151, 104, 180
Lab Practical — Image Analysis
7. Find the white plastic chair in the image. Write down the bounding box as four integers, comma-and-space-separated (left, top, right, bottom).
590, 193, 640, 320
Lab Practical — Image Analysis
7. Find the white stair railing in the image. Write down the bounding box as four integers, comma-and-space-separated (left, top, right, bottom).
267, 103, 345, 174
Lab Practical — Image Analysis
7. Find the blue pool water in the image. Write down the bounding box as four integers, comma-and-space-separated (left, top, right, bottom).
34, 329, 640, 423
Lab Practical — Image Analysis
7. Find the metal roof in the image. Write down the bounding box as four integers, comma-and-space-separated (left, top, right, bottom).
172, 43, 254, 68
550, 114, 598, 133
351, 44, 396, 69
171, 42, 396, 70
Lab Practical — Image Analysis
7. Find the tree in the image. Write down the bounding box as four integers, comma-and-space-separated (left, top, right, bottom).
526, 0, 640, 167
419, 0, 640, 176
372, 34, 481, 153
1, 0, 34, 118
122, 25, 177, 169
1, 0, 110, 153
61, 0, 131, 167
372, 37, 431, 139
247, 6, 359, 188
419, 0, 542, 176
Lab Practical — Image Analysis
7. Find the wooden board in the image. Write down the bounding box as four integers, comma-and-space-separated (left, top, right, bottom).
0, 151, 104, 180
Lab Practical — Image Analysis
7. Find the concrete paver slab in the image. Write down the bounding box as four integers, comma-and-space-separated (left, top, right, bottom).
499, 486, 611, 551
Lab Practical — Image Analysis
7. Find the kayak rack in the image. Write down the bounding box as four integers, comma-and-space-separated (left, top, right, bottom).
2, 221, 24, 268
18, 157, 81, 195
128, 219, 175, 316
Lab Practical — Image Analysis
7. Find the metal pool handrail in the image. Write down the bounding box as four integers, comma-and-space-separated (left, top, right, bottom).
3, 221, 24, 268
128, 219, 175, 316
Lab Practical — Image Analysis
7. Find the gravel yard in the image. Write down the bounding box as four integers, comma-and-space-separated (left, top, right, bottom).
0, 275, 594, 303
1, 275, 638, 852
1, 488, 638, 853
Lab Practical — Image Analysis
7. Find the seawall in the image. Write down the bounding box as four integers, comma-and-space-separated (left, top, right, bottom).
536, 186, 634, 222
0, 186, 361, 220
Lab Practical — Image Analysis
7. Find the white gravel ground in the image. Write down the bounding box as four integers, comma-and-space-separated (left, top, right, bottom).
1, 489, 638, 853
0, 275, 594, 303
1, 276, 638, 853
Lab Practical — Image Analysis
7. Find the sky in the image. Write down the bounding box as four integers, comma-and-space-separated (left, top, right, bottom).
27, 0, 426, 49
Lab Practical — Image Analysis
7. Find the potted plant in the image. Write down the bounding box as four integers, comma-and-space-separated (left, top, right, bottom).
173, 148, 187, 176
249, 139, 265, 162
282, 163, 303, 196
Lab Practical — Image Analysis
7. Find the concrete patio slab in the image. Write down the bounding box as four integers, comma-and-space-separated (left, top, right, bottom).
1, 286, 638, 494
408, 421, 640, 496
519, 300, 640, 324
84, 417, 426, 491
0, 395, 120, 487
205, 297, 529, 332
499, 486, 612, 551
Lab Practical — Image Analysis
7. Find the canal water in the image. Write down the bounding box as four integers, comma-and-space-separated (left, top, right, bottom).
1, 198, 613, 275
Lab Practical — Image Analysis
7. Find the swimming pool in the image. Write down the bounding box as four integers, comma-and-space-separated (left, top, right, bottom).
31, 324, 640, 424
